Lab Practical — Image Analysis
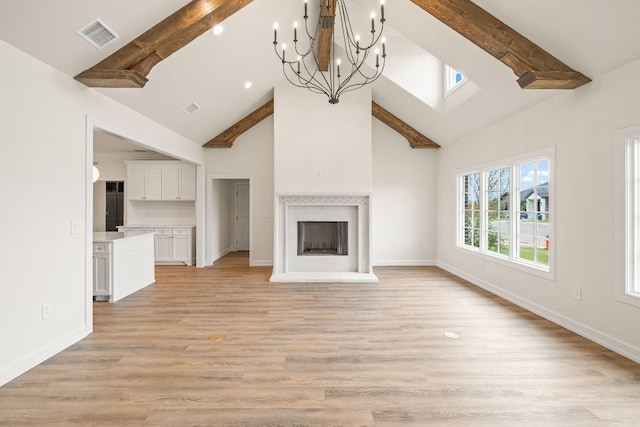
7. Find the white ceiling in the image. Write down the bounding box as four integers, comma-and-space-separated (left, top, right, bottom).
1, 0, 639, 151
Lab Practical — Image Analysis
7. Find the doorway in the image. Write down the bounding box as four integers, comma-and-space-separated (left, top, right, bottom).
208, 178, 251, 265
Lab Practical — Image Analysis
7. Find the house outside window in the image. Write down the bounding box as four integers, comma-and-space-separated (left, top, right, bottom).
458, 149, 553, 277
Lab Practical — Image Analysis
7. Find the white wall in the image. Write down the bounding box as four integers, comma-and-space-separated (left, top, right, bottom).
437, 58, 640, 360
274, 83, 372, 194
204, 117, 275, 266
208, 179, 233, 262
0, 39, 204, 386
372, 119, 438, 265
92, 160, 127, 182
126, 201, 196, 226
205, 87, 440, 269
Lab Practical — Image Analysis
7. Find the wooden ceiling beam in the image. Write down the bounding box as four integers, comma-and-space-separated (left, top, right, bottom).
410, 0, 591, 89
372, 102, 440, 149
204, 99, 439, 149
203, 99, 274, 148
75, 0, 254, 88
317, 0, 337, 72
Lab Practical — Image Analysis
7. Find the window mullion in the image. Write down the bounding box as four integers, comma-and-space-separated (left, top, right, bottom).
480, 171, 488, 252
511, 164, 518, 262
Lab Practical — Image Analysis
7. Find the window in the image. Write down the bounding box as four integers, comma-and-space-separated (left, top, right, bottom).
458, 150, 553, 276
462, 173, 480, 248
622, 133, 640, 303
444, 64, 466, 95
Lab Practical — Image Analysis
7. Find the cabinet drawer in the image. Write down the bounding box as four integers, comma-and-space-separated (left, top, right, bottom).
154, 228, 173, 235
93, 243, 111, 254
172, 228, 193, 236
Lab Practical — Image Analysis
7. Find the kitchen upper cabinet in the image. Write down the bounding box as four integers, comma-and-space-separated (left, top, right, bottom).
126, 164, 162, 201
126, 161, 195, 201
161, 164, 196, 201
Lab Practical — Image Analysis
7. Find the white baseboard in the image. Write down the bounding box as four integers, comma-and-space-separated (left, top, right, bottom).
373, 259, 437, 267
210, 248, 231, 264
0, 325, 90, 387
251, 260, 274, 267
436, 261, 640, 364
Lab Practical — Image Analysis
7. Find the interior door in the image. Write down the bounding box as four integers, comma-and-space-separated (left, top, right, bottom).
235, 182, 250, 251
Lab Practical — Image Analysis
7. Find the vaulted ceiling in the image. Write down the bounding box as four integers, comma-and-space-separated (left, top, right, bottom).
1, 0, 640, 151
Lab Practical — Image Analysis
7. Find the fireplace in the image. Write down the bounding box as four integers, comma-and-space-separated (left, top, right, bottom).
297, 221, 348, 256
271, 194, 377, 283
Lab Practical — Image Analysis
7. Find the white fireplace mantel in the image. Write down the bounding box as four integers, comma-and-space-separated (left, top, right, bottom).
270, 194, 378, 283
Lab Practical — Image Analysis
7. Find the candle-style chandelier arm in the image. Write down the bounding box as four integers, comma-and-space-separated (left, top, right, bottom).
273, 0, 387, 104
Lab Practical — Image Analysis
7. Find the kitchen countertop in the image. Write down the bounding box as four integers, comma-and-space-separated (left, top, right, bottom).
118, 225, 195, 228
93, 231, 154, 243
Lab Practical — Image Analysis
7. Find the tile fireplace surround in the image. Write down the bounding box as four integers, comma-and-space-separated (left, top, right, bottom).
270, 194, 378, 283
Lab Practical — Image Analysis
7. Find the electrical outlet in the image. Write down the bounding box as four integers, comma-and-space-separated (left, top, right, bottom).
572, 287, 582, 301
42, 302, 52, 319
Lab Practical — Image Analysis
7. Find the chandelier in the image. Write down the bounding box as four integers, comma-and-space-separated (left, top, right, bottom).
273, 0, 386, 104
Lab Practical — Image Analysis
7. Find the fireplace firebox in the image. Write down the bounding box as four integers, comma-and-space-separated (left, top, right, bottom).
297, 221, 348, 256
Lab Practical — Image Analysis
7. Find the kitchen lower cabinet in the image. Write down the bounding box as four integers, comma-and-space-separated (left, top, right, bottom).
154, 234, 173, 262
93, 244, 111, 299
118, 226, 195, 265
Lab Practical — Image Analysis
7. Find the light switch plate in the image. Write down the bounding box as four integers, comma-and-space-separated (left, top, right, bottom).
71, 220, 82, 235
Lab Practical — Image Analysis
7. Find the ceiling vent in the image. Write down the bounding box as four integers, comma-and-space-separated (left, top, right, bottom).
76, 18, 118, 49
183, 102, 200, 114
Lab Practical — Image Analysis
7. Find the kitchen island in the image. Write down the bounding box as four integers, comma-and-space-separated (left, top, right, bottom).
93, 231, 155, 302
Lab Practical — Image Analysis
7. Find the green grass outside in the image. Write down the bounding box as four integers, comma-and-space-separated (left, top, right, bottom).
488, 245, 549, 265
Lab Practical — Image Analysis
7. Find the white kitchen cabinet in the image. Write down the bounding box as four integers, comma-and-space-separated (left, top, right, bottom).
161, 163, 196, 201
154, 232, 173, 262
172, 228, 192, 261
93, 243, 111, 299
126, 163, 162, 200
126, 161, 195, 201
118, 226, 195, 265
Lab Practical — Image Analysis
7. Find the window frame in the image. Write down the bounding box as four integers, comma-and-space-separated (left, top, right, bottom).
456, 147, 555, 280
616, 126, 640, 307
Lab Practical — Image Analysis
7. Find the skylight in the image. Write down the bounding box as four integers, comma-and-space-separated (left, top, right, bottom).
445, 64, 466, 95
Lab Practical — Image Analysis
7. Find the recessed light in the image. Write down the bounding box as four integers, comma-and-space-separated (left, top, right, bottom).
212, 25, 224, 36
244, 81, 253, 89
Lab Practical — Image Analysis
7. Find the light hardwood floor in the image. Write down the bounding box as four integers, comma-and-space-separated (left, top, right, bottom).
1, 252, 640, 426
